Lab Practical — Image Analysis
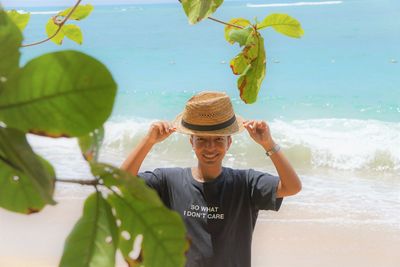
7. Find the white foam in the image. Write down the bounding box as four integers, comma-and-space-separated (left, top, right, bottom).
270, 119, 400, 172
102, 117, 153, 151
16, 10, 60, 15
247, 1, 343, 8
27, 135, 93, 179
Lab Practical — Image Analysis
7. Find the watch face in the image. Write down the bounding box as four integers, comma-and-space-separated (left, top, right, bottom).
266, 144, 280, 156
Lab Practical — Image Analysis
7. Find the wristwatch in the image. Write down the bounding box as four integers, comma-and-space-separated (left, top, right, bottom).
265, 144, 280, 157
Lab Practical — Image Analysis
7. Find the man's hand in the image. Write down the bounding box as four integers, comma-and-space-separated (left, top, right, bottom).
243, 120, 275, 150
146, 121, 176, 145
121, 121, 175, 176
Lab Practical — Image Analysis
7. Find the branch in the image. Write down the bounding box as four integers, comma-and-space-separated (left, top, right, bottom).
207, 17, 243, 29
56, 178, 99, 186
21, 0, 82, 47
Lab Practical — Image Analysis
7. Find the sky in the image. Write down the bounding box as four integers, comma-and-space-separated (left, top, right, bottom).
1, 0, 242, 8
1, 0, 179, 7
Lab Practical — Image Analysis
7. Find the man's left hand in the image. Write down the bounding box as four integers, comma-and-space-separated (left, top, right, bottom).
243, 120, 275, 150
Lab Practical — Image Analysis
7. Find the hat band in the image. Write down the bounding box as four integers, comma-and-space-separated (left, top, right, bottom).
181, 115, 236, 132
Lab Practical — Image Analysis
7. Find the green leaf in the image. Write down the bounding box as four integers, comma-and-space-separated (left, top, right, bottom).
6, 10, 30, 32
91, 163, 187, 267
228, 26, 254, 47
60, 192, 118, 267
78, 126, 104, 162
181, 0, 223, 24
224, 18, 251, 44
109, 194, 187, 267
0, 9, 22, 83
230, 53, 250, 75
235, 31, 266, 104
0, 153, 55, 214
45, 18, 64, 45
63, 24, 83, 44
46, 20, 83, 45
90, 163, 163, 209
257, 13, 304, 38
0, 127, 55, 213
59, 4, 94, 21
0, 50, 117, 137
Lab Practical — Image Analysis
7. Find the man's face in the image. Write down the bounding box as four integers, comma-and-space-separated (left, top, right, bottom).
190, 135, 232, 166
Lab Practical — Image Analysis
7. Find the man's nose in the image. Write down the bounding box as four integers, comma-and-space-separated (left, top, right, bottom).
205, 139, 216, 149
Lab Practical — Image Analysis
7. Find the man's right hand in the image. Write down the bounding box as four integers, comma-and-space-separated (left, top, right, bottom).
145, 121, 176, 145
121, 121, 176, 175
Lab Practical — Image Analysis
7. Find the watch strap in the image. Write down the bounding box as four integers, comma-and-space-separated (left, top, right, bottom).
265, 144, 280, 157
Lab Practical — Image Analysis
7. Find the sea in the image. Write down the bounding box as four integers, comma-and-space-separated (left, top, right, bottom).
5, 0, 400, 229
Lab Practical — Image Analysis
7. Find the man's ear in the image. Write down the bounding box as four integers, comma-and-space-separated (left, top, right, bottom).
226, 136, 232, 150
190, 135, 194, 146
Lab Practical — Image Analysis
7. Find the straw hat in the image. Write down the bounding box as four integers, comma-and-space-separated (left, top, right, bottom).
173, 91, 245, 136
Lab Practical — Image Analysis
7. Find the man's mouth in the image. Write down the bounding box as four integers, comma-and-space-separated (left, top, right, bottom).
202, 153, 219, 160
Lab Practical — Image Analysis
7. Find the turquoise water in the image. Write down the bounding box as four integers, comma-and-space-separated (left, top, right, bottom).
8, 1, 400, 228
10, 0, 400, 173
16, 0, 400, 121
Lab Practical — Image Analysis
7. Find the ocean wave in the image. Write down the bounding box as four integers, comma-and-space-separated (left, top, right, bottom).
101, 118, 400, 173
247, 1, 343, 8
27, 118, 400, 175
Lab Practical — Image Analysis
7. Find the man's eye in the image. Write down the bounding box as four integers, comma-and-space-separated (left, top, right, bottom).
216, 138, 224, 142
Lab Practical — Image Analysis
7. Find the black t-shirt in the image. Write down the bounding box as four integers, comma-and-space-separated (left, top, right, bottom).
139, 167, 282, 267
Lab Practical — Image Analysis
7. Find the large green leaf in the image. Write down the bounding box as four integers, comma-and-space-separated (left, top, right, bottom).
181, 0, 223, 24
236, 32, 266, 104
225, 18, 267, 103
0, 9, 22, 85
0, 127, 55, 213
78, 126, 104, 162
91, 163, 187, 267
60, 192, 118, 267
91, 163, 163, 212
59, 4, 94, 21
257, 13, 304, 38
0, 50, 117, 137
0, 153, 55, 214
6, 10, 30, 32
224, 18, 251, 44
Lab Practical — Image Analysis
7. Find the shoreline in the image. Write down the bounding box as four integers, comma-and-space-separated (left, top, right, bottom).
1, 197, 399, 267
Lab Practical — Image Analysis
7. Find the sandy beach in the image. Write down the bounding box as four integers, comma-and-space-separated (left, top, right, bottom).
1, 194, 399, 267
2, 1, 399, 266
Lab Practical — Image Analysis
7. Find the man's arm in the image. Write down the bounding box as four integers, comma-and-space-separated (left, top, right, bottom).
121, 121, 175, 175
243, 120, 302, 198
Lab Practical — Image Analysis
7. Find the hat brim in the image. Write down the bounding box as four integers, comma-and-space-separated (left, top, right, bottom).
172, 113, 245, 136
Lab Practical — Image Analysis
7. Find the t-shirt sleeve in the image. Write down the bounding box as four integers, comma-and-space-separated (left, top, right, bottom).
137, 168, 169, 205
247, 169, 283, 211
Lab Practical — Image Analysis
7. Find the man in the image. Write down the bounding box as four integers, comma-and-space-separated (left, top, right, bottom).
121, 91, 301, 267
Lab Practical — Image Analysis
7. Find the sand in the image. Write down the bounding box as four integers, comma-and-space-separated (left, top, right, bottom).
1, 196, 399, 267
